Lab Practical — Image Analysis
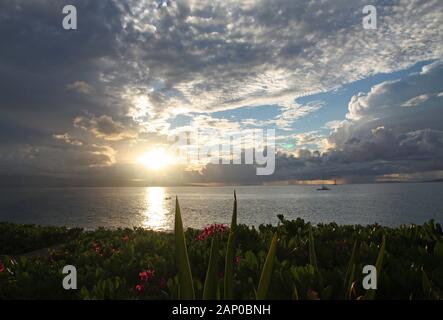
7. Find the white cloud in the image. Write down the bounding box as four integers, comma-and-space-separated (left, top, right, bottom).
327, 61, 443, 165
323, 120, 344, 130
401, 94, 431, 107
112, 0, 443, 126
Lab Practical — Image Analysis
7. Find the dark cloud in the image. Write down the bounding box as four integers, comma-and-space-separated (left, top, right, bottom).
186, 62, 443, 183
271, 62, 443, 181
74, 114, 137, 140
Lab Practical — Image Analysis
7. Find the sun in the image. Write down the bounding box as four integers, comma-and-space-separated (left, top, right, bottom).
137, 148, 173, 170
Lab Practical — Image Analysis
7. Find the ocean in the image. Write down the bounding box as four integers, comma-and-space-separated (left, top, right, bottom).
1, 183, 442, 231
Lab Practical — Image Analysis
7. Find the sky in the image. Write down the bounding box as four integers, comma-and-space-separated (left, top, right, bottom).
0, 0, 442, 186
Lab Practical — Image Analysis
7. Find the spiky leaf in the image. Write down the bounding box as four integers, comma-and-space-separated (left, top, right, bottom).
256, 232, 278, 300
203, 235, 220, 300
174, 197, 195, 299
224, 190, 237, 299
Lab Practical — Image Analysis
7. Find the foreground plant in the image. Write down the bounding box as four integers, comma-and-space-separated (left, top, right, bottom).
363, 236, 385, 300
256, 232, 278, 300
1, 209, 442, 300
174, 191, 279, 300
174, 197, 195, 299
224, 190, 237, 299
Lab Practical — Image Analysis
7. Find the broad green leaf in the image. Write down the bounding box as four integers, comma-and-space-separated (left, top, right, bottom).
203, 235, 220, 300
256, 232, 278, 300
174, 197, 195, 300
224, 190, 237, 299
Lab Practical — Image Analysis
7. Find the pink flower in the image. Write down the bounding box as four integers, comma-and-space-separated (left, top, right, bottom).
92, 242, 103, 256
234, 256, 241, 265
307, 288, 320, 300
159, 278, 166, 290
0, 260, 5, 273
197, 224, 229, 241
135, 284, 145, 294
139, 269, 155, 282
122, 235, 130, 242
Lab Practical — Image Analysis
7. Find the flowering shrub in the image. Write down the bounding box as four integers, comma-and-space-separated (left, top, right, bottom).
0, 215, 442, 299
135, 283, 145, 294
139, 269, 155, 282
196, 224, 229, 241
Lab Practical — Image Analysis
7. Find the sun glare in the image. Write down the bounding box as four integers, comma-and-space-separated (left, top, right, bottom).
138, 148, 173, 170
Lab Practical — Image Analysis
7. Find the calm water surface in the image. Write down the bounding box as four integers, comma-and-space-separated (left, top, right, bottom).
0, 183, 442, 230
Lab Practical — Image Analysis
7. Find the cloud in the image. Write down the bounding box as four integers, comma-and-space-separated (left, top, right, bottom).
109, 0, 443, 123
332, 61, 443, 149
0, 142, 115, 175
65, 152, 113, 167
190, 60, 443, 183
67, 81, 95, 94
298, 61, 443, 180
53, 133, 83, 146
74, 114, 138, 141
0, 0, 442, 182
323, 120, 344, 130
3, 0, 438, 128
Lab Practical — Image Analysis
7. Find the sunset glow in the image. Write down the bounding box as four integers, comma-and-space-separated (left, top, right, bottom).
137, 149, 173, 170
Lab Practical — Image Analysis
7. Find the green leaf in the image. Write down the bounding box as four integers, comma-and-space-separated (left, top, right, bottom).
343, 241, 358, 299
174, 197, 195, 300
308, 226, 323, 288
363, 236, 386, 300
79, 287, 90, 300
422, 269, 432, 299
321, 285, 333, 300
434, 242, 443, 257
308, 226, 317, 270
224, 190, 237, 299
203, 235, 220, 300
292, 285, 299, 300
256, 232, 278, 300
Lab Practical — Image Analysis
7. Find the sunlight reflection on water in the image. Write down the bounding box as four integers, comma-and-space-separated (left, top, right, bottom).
142, 187, 172, 231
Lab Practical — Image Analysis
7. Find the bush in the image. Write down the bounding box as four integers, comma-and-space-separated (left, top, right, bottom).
0, 208, 442, 300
